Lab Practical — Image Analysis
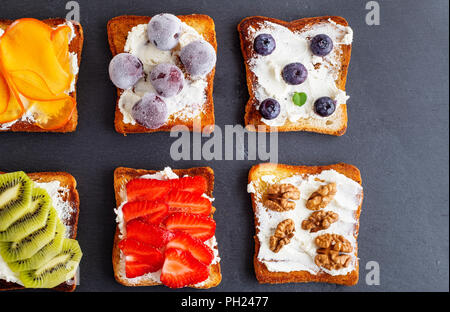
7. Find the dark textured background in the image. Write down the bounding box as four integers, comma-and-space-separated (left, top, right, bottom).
0, 0, 448, 292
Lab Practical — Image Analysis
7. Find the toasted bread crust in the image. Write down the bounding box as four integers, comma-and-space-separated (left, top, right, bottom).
0, 171, 80, 292
0, 18, 84, 133
107, 15, 216, 135
112, 166, 221, 288
238, 16, 351, 136
248, 163, 363, 285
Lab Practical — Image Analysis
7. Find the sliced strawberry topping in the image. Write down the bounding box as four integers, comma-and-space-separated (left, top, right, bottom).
122, 200, 169, 224
170, 176, 208, 194
118, 238, 164, 278
126, 179, 171, 202
165, 190, 212, 215
164, 213, 216, 242
167, 232, 214, 265
126, 219, 174, 248
160, 248, 209, 288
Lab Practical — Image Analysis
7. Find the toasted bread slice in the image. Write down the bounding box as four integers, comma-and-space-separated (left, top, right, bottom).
238, 16, 352, 136
248, 163, 363, 285
112, 166, 221, 288
0, 18, 83, 133
0, 171, 80, 292
107, 15, 216, 134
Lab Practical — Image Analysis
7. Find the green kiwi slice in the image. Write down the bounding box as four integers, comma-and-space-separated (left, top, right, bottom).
19, 238, 82, 289
0, 171, 33, 232
8, 219, 65, 272
0, 207, 57, 262
0, 187, 51, 242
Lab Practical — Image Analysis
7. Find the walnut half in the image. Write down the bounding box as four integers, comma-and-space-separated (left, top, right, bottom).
314, 233, 353, 270
269, 219, 295, 253
306, 183, 337, 210
301, 210, 339, 233
264, 183, 300, 212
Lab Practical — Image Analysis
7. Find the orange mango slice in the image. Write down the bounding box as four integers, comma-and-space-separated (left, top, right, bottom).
0, 18, 72, 101
29, 96, 76, 130
0, 84, 24, 124
51, 25, 73, 77
0, 72, 10, 114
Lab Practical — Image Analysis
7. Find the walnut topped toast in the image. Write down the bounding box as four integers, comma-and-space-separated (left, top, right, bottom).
248, 163, 363, 285
0, 171, 81, 292
107, 14, 216, 134
0, 18, 83, 133
238, 16, 353, 135
113, 166, 221, 288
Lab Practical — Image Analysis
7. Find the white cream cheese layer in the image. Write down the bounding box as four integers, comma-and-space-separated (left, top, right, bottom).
247, 19, 353, 127
249, 169, 362, 276
114, 167, 220, 286
0, 21, 79, 130
0, 180, 73, 285
118, 23, 208, 125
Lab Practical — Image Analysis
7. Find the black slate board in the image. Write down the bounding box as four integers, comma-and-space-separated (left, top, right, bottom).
0, 0, 448, 292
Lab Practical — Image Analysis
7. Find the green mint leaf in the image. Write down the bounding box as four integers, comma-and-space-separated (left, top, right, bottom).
292, 92, 307, 106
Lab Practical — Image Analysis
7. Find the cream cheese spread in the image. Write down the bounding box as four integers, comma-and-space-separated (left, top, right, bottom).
248, 169, 362, 276
118, 23, 208, 125
0, 21, 79, 131
247, 19, 353, 127
0, 180, 74, 285
114, 167, 220, 286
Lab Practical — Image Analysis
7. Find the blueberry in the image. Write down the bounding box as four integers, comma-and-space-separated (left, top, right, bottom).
259, 98, 280, 120
254, 34, 276, 56
282, 62, 308, 85
180, 40, 216, 77
132, 93, 168, 129
109, 53, 144, 89
150, 63, 184, 98
314, 97, 336, 117
310, 34, 333, 56
147, 13, 182, 51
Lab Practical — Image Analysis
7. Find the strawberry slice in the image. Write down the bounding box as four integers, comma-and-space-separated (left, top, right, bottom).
167, 232, 214, 265
170, 176, 208, 194
164, 213, 216, 242
118, 238, 164, 278
126, 219, 174, 248
165, 190, 212, 215
126, 179, 171, 202
160, 248, 209, 288
122, 201, 169, 224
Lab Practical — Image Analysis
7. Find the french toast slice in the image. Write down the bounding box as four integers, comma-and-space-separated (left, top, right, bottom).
238, 16, 352, 135
107, 15, 216, 134
112, 166, 221, 288
0, 171, 80, 292
248, 163, 363, 285
0, 18, 84, 133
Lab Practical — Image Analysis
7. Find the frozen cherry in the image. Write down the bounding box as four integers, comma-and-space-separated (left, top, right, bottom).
109, 53, 144, 89
147, 13, 182, 51
150, 63, 184, 98
132, 93, 168, 129
180, 40, 216, 77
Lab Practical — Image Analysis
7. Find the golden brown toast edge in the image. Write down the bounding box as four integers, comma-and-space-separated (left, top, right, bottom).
238, 16, 351, 136
0, 171, 80, 292
0, 18, 84, 133
248, 163, 363, 285
107, 15, 216, 135
112, 166, 222, 288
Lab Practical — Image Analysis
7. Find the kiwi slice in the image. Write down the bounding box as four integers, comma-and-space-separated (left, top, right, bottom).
0, 171, 33, 232
8, 219, 65, 272
0, 187, 51, 242
0, 207, 57, 262
19, 238, 82, 288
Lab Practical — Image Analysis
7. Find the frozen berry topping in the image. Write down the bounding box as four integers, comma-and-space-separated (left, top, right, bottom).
131, 93, 168, 129
147, 13, 182, 51
180, 40, 216, 77
150, 63, 185, 98
109, 53, 144, 90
